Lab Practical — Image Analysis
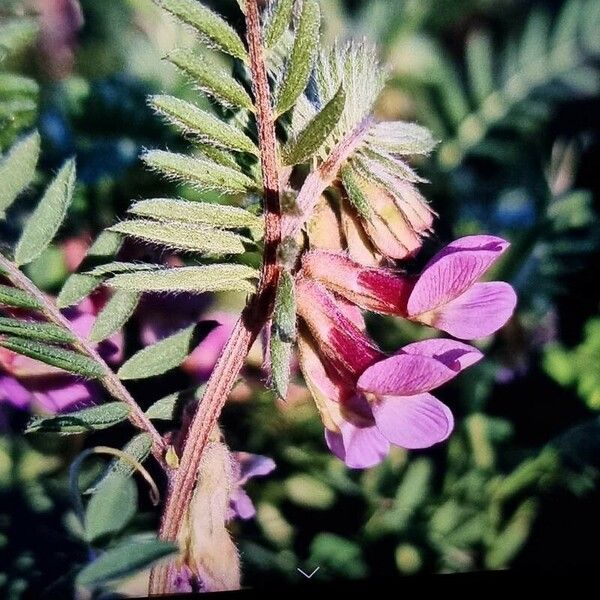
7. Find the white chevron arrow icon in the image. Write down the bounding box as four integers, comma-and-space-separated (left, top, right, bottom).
297, 567, 320, 579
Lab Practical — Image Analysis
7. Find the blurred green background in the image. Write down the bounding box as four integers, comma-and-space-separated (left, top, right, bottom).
1, 0, 599, 597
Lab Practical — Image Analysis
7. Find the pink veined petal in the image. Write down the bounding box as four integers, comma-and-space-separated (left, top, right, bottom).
428, 281, 518, 340
358, 353, 464, 396
400, 338, 483, 371
297, 278, 384, 379
372, 393, 454, 449
407, 235, 510, 316
301, 250, 413, 316
325, 422, 390, 469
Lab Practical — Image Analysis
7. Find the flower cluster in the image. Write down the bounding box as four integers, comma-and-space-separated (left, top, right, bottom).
294, 234, 516, 468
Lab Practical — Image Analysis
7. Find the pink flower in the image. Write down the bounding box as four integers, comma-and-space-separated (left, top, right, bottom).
0, 296, 123, 414
302, 235, 517, 340
295, 278, 483, 468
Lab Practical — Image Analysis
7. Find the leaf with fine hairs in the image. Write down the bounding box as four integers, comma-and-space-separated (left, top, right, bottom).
108, 219, 250, 255
274, 0, 320, 117
118, 321, 218, 380
106, 264, 259, 294
145, 386, 205, 421
142, 150, 256, 195
26, 403, 130, 435
156, 0, 248, 62
264, 0, 295, 48
0, 284, 42, 310
0, 130, 40, 219
369, 121, 438, 156
283, 84, 346, 165
269, 270, 296, 399
0, 317, 75, 345
129, 198, 262, 230
85, 474, 137, 542
149, 95, 258, 155
14, 158, 77, 266
168, 49, 254, 111
89, 290, 141, 343
340, 164, 372, 220
0, 337, 104, 379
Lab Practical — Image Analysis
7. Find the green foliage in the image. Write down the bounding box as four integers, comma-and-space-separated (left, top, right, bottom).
26, 403, 131, 435
89, 291, 141, 343
14, 159, 77, 266
76, 538, 177, 588
0, 17, 39, 147
0, 338, 104, 380
0, 317, 75, 345
0, 284, 42, 310
85, 475, 137, 542
155, 0, 248, 62
117, 323, 214, 380
275, 0, 321, 117
57, 232, 124, 308
0, 130, 40, 219
270, 270, 296, 399
544, 318, 600, 410
109, 219, 250, 255
149, 95, 258, 155
283, 85, 346, 165
129, 198, 262, 230
142, 150, 256, 194
264, 0, 295, 49
167, 48, 254, 110
391, 0, 600, 169
104, 264, 259, 294
145, 387, 204, 421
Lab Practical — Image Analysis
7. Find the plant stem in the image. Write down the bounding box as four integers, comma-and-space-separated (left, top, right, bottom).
0, 254, 167, 465
149, 1, 282, 593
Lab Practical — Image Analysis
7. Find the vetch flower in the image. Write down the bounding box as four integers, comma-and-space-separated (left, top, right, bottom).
301, 235, 517, 340
295, 277, 483, 468
297, 329, 481, 468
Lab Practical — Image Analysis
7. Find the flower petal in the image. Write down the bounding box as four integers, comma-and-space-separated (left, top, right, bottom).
228, 489, 256, 521
372, 393, 454, 449
325, 422, 390, 469
340, 200, 381, 266
427, 282, 517, 339
407, 235, 510, 316
296, 278, 383, 379
400, 338, 483, 371
358, 343, 477, 396
302, 250, 413, 316
234, 452, 276, 485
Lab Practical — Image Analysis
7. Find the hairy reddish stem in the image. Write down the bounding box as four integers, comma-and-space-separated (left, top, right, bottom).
0, 254, 166, 464
149, 0, 282, 593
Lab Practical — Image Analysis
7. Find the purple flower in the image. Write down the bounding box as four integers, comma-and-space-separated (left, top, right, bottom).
302, 235, 517, 340
295, 235, 516, 468
228, 452, 276, 521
